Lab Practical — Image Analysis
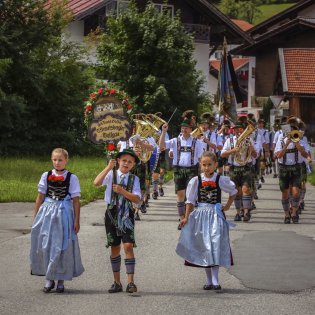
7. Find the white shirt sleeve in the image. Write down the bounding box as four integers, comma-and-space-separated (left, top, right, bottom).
132, 176, 142, 199
185, 176, 199, 205
38, 172, 48, 194
219, 176, 237, 196
69, 174, 81, 198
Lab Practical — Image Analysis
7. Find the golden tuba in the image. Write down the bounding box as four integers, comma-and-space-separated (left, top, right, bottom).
234, 120, 256, 166
132, 119, 159, 163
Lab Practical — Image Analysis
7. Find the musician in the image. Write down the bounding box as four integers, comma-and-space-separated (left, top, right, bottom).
159, 113, 204, 230
257, 119, 270, 184
274, 117, 308, 224
199, 113, 217, 153
221, 120, 259, 222
217, 120, 232, 175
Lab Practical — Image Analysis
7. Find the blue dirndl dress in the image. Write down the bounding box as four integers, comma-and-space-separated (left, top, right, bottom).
30, 171, 84, 280
176, 174, 233, 268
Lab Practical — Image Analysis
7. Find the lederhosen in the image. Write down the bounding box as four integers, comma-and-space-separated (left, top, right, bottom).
104, 174, 136, 247
173, 136, 199, 192
278, 140, 302, 192
229, 137, 253, 188
46, 170, 72, 200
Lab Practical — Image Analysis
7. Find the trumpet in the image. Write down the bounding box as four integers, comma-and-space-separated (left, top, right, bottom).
288, 130, 303, 143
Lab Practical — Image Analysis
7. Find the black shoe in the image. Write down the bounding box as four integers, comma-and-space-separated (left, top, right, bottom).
251, 202, 256, 210
43, 281, 55, 293
234, 214, 242, 222
152, 191, 158, 200
257, 184, 262, 190
159, 187, 164, 196
300, 201, 304, 210
240, 209, 244, 217
212, 285, 222, 291
203, 284, 213, 290
273, 174, 278, 178
135, 213, 140, 221
108, 282, 123, 293
284, 217, 291, 224
291, 215, 299, 224
253, 193, 258, 200
243, 213, 251, 222
140, 203, 147, 214
126, 282, 137, 293
260, 176, 265, 183
56, 285, 65, 293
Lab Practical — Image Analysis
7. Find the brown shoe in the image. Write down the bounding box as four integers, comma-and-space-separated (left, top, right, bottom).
243, 213, 251, 222
126, 282, 137, 293
108, 282, 123, 293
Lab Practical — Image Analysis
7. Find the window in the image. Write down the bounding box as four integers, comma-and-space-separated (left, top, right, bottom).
154, 3, 174, 17
105, 0, 130, 17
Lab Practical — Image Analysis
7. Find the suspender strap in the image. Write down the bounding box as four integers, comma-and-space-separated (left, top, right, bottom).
197, 175, 202, 201
177, 136, 197, 166
207, 131, 212, 151
230, 135, 235, 164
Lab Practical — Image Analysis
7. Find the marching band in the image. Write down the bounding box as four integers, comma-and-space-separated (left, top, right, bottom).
120, 110, 312, 226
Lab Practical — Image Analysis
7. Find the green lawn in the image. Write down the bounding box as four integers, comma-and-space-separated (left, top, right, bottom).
253, 3, 296, 25
0, 157, 173, 205
308, 171, 315, 186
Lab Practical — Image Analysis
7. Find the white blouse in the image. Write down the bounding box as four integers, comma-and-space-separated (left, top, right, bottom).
185, 173, 237, 205
38, 170, 81, 198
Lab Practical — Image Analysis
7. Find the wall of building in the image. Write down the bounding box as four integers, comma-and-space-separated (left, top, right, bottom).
193, 42, 211, 93
64, 20, 84, 42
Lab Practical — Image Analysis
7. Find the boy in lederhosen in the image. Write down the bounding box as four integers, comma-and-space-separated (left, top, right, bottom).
94, 149, 141, 293
159, 112, 204, 230
274, 117, 308, 224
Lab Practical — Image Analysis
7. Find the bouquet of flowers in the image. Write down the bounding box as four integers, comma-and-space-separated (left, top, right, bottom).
201, 180, 217, 191
105, 142, 119, 161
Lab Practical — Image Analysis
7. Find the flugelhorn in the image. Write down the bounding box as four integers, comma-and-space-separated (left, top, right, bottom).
288, 130, 303, 143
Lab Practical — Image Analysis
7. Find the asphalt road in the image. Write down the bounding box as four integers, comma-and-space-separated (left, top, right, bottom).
0, 175, 315, 315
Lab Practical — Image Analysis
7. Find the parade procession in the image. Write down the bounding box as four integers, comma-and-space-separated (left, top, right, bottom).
2, 1, 315, 314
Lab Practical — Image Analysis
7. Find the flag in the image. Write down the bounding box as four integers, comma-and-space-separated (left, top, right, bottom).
216, 38, 239, 123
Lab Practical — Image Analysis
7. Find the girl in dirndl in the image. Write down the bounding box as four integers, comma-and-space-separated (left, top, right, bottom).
30, 148, 84, 293
176, 151, 237, 291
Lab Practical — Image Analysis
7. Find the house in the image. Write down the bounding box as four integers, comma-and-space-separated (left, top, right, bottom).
232, 0, 315, 140
45, 0, 251, 94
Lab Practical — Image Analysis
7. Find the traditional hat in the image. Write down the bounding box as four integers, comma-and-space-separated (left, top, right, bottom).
247, 113, 256, 123
116, 148, 140, 164
233, 116, 247, 129
223, 119, 231, 127
287, 116, 299, 129
258, 118, 265, 125
181, 110, 196, 128
200, 112, 216, 126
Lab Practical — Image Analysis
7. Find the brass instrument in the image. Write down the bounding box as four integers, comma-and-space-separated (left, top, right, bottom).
234, 121, 256, 166
288, 129, 303, 143
132, 119, 159, 162
191, 126, 203, 138
145, 114, 167, 129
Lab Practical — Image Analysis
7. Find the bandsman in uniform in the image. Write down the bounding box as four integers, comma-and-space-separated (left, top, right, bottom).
159, 111, 204, 230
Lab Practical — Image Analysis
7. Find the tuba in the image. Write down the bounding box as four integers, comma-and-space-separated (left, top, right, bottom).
131, 119, 159, 163
234, 120, 256, 166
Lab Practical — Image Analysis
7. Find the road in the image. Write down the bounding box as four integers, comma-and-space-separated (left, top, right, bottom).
0, 175, 315, 315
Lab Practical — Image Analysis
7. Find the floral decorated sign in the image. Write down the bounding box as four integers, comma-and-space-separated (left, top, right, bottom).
84, 84, 133, 144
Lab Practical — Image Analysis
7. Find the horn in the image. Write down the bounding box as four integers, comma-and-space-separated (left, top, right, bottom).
289, 130, 303, 143
191, 126, 203, 138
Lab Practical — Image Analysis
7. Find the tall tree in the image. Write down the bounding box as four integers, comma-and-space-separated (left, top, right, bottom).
97, 1, 209, 120
0, 0, 96, 155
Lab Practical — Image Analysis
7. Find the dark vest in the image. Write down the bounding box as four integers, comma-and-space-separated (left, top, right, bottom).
197, 174, 221, 205
46, 170, 72, 200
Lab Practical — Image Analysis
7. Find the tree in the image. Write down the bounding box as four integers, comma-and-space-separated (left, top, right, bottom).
220, 0, 262, 23
97, 1, 209, 122
0, 0, 96, 155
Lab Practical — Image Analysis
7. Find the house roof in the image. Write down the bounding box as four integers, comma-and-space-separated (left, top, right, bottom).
45, 1, 105, 20
279, 48, 315, 95
248, 0, 314, 37
232, 17, 315, 55
231, 19, 253, 31
210, 57, 249, 72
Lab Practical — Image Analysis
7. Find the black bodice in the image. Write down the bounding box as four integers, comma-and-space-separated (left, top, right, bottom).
197, 174, 221, 205
46, 170, 72, 200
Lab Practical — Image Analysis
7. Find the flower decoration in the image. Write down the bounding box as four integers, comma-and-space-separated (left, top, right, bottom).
201, 180, 217, 191
105, 141, 119, 160
48, 174, 64, 182
84, 83, 134, 126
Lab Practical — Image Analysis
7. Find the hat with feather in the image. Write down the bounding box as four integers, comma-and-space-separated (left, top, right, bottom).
181, 110, 197, 128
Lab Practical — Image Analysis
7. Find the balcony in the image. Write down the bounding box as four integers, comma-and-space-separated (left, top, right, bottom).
183, 23, 210, 43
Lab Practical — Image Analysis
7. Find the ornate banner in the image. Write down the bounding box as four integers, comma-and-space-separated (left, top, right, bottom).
84, 86, 134, 144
